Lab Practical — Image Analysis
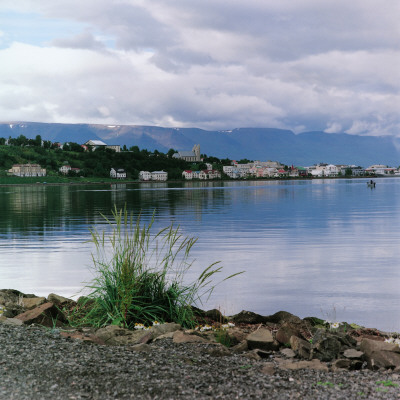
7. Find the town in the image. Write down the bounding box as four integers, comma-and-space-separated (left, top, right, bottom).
2, 136, 399, 182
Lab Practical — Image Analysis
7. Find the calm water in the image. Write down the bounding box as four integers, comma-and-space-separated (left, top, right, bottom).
1, 178, 400, 331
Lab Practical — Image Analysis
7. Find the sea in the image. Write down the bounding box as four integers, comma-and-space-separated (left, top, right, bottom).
1, 178, 399, 331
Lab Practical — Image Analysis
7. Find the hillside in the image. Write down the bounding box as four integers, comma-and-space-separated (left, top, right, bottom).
0, 122, 399, 166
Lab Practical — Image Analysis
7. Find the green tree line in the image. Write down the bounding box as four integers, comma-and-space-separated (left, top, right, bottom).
0, 134, 232, 179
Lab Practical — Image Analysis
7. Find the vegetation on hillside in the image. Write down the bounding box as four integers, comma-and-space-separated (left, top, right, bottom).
0, 134, 231, 180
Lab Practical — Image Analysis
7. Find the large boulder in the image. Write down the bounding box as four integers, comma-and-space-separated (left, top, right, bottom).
290, 335, 312, 360
263, 311, 302, 325
21, 297, 46, 310
14, 302, 65, 327
231, 310, 268, 324
360, 338, 400, 369
246, 328, 279, 351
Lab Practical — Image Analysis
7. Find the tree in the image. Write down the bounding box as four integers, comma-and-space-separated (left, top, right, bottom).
34, 135, 42, 147
167, 148, 177, 158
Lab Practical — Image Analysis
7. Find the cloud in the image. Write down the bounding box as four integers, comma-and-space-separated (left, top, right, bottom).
0, 1, 399, 136
51, 31, 106, 51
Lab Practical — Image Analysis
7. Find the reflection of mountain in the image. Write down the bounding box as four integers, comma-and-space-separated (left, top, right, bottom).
2, 122, 400, 165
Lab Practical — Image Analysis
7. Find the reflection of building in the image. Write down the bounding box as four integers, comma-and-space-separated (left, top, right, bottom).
83, 140, 121, 153
8, 164, 46, 177
110, 168, 126, 179
173, 144, 201, 162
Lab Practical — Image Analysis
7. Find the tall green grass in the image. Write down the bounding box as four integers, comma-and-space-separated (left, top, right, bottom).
69, 206, 242, 329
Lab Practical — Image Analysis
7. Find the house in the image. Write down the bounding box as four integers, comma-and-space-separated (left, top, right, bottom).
84, 140, 121, 153
182, 170, 193, 180
59, 165, 71, 175
339, 165, 365, 176
324, 164, 340, 177
151, 171, 168, 181
8, 164, 46, 177
365, 165, 395, 176
172, 144, 201, 162
59, 164, 81, 175
139, 171, 152, 181
204, 169, 221, 179
110, 168, 126, 179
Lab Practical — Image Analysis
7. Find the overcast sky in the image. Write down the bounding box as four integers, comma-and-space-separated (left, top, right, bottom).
0, 1, 399, 135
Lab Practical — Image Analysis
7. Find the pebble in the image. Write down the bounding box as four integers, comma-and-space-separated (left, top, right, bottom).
0, 323, 399, 399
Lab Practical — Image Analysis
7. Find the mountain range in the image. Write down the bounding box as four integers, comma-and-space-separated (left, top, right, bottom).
0, 122, 399, 167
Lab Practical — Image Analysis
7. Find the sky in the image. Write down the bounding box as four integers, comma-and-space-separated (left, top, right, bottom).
0, 1, 399, 136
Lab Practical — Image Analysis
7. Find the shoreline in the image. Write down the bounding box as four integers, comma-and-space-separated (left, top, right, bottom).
0, 174, 390, 188
1, 289, 400, 399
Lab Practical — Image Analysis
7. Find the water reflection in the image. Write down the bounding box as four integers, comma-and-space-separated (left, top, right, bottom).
0, 179, 400, 331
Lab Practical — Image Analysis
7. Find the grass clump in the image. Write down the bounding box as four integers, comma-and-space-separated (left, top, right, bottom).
68, 206, 242, 329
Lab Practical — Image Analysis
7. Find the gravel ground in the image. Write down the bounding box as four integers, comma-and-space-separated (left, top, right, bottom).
1, 323, 400, 399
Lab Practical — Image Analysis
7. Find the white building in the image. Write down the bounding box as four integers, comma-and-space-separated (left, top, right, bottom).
8, 164, 46, 177
84, 140, 121, 153
110, 168, 126, 179
151, 171, 168, 181
139, 171, 152, 181
182, 170, 193, 180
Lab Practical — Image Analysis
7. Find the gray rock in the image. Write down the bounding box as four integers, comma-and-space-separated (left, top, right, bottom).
246, 328, 278, 351
280, 348, 296, 358
15, 302, 65, 327
290, 336, 312, 360
21, 297, 46, 310
343, 348, 364, 359
95, 325, 152, 346
360, 338, 400, 369
150, 322, 181, 339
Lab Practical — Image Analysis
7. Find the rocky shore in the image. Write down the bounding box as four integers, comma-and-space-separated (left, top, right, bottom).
1, 289, 400, 399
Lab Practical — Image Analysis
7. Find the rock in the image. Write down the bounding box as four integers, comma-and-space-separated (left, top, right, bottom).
246, 328, 278, 351
153, 332, 176, 341
280, 359, 329, 371
242, 350, 261, 360
47, 293, 76, 307
313, 334, 341, 362
1, 317, 23, 326
275, 322, 299, 345
280, 348, 296, 358
173, 331, 209, 344
231, 310, 268, 324
150, 323, 181, 339
128, 343, 151, 353
264, 311, 302, 324
360, 338, 400, 369
261, 363, 276, 375
290, 336, 312, 360
3, 305, 25, 318
343, 348, 364, 359
332, 359, 352, 371
14, 302, 65, 327
95, 325, 152, 346
207, 344, 231, 357
21, 297, 46, 310
0, 289, 24, 307
231, 340, 248, 353
225, 327, 247, 346
60, 331, 106, 345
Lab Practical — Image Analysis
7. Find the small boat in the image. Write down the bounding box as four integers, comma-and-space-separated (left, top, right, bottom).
367, 180, 376, 188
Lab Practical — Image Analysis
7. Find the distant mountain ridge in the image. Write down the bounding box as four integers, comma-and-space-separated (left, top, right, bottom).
0, 122, 399, 167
